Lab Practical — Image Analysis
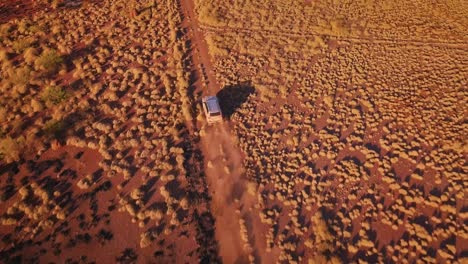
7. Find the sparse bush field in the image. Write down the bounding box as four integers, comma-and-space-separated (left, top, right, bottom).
0, 0, 217, 263
196, 0, 467, 263
0, 0, 466, 263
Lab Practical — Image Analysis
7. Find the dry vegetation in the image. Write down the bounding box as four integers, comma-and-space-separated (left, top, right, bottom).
1, 0, 467, 262
197, 0, 467, 42
196, 0, 467, 263
0, 0, 219, 262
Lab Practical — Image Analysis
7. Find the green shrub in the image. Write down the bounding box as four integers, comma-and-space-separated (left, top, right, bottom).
35, 49, 63, 75
43, 119, 65, 138
41, 86, 68, 106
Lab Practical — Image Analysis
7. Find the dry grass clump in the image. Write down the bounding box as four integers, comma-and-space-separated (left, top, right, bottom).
0, 136, 25, 163
77, 175, 93, 189
41, 85, 68, 106
0, 49, 10, 62
42, 119, 65, 138
34, 49, 63, 75
11, 38, 33, 54
7, 65, 32, 88
24, 47, 39, 65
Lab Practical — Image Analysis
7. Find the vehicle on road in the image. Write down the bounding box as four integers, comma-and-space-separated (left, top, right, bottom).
202, 96, 223, 124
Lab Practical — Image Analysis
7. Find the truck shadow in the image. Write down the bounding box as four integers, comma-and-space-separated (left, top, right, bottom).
216, 82, 256, 120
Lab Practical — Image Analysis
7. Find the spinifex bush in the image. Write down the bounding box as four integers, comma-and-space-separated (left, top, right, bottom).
9, 66, 31, 87
11, 38, 32, 53
41, 86, 68, 106
43, 119, 65, 139
34, 49, 63, 75
0, 136, 25, 163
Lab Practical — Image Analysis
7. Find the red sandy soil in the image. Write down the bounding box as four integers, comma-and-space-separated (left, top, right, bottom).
0, 145, 199, 263
200, 124, 248, 263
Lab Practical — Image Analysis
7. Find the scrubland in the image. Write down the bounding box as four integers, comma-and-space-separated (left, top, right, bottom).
196, 0, 467, 263
1, 0, 467, 263
0, 0, 219, 262
197, 0, 467, 42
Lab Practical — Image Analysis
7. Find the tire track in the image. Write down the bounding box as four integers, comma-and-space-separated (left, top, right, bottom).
179, 0, 265, 263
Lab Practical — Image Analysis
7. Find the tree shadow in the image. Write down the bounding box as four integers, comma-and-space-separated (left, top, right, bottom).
216, 82, 256, 119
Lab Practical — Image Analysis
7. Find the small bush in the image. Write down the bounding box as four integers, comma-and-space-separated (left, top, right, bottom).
35, 49, 63, 75
51, 0, 64, 9
198, 5, 224, 26
30, 99, 44, 112
17, 19, 31, 34
24, 47, 38, 64
0, 136, 24, 163
43, 119, 65, 138
205, 35, 228, 57
9, 66, 31, 87
29, 24, 44, 34
41, 86, 68, 106
0, 24, 12, 38
11, 38, 32, 53
97, 229, 114, 244
0, 49, 10, 61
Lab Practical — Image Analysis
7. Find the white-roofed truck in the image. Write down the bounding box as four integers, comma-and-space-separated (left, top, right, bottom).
202, 96, 223, 124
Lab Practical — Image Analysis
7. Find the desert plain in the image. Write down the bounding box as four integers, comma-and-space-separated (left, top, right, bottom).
0, 0, 467, 263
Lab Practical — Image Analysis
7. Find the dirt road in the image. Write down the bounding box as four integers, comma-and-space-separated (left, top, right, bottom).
200, 124, 252, 263
178, 0, 270, 263
179, 0, 221, 93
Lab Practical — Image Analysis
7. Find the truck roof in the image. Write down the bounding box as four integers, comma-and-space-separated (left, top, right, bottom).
204, 96, 221, 113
